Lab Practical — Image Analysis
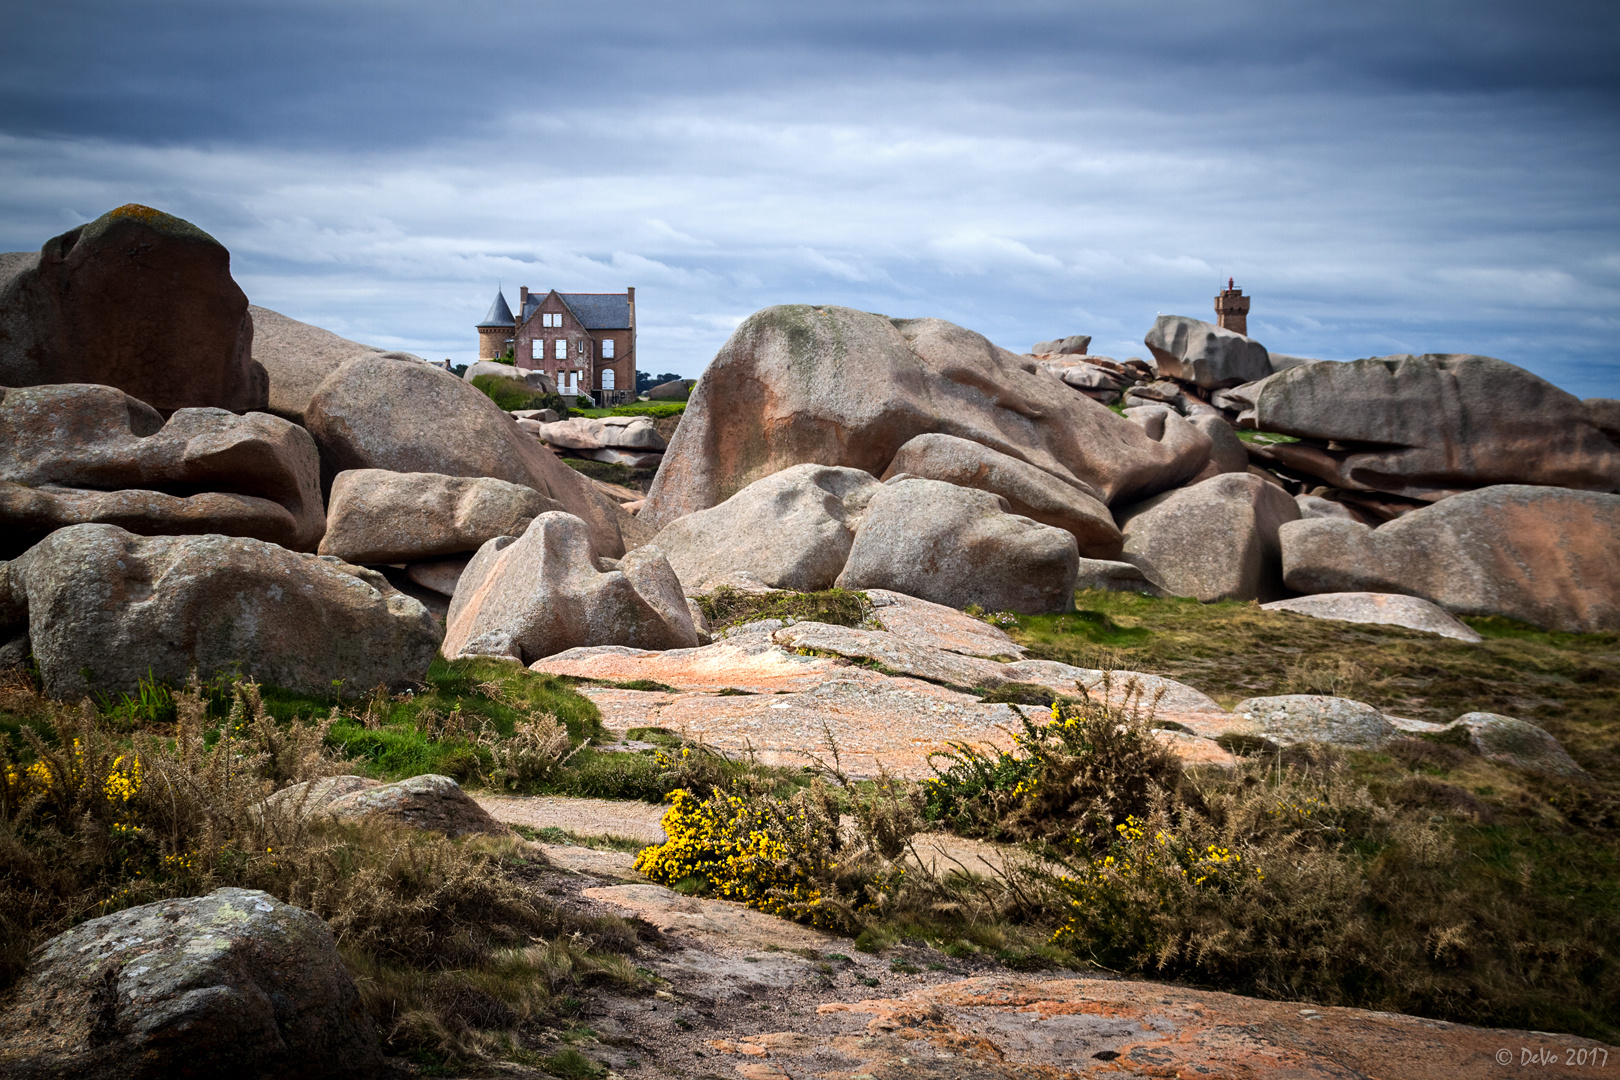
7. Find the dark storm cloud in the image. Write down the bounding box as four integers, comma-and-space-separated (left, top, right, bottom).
0, 0, 1615, 395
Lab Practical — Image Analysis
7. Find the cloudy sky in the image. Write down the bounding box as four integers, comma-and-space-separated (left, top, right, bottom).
1, 0, 1616, 396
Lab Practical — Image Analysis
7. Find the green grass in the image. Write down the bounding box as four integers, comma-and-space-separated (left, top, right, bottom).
471, 373, 569, 415
570, 401, 686, 420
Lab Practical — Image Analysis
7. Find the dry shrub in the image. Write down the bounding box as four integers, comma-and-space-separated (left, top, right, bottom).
475, 715, 580, 791
1282, 656, 1371, 698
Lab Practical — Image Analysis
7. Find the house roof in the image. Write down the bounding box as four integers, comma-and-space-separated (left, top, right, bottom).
477, 290, 515, 328
518, 290, 632, 330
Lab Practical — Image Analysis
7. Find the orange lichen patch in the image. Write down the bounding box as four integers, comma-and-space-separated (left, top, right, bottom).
707, 1039, 769, 1057
735, 1063, 791, 1080
107, 203, 169, 223
1015, 998, 1139, 1020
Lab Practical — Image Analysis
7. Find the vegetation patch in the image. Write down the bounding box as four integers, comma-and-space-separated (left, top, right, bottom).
696, 585, 872, 634
470, 373, 569, 415
571, 401, 686, 420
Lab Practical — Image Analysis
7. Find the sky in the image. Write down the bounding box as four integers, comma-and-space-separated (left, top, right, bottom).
1, 0, 1616, 397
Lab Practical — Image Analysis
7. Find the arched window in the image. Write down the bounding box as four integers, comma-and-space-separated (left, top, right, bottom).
601, 369, 615, 391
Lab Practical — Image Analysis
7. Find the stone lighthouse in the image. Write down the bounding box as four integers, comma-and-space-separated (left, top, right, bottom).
1215, 278, 1250, 336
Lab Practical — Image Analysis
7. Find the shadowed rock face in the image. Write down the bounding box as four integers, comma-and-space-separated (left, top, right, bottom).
638, 305, 1211, 528
0, 383, 324, 558
1280, 485, 1620, 632
6, 523, 438, 698
0, 888, 381, 1080
0, 205, 266, 414
836, 478, 1079, 614
303, 355, 629, 558
1254, 354, 1620, 500
1117, 472, 1301, 602
444, 512, 698, 664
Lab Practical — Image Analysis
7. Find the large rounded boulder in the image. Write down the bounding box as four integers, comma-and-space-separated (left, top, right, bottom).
0, 888, 381, 1080
303, 356, 629, 557
1117, 472, 1301, 602
4, 523, 439, 698
638, 305, 1210, 528
835, 477, 1079, 613
1279, 485, 1620, 632
318, 469, 551, 565
0, 205, 266, 414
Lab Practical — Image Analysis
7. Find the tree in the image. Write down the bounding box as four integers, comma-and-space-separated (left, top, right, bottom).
636, 371, 684, 394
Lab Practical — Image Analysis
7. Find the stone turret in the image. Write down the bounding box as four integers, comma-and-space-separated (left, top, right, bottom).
1215, 278, 1250, 336
476, 289, 515, 359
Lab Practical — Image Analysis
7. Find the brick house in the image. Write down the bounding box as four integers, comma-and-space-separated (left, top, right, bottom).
476, 286, 636, 405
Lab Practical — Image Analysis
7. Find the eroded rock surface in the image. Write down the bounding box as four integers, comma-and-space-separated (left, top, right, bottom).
1231, 695, 1397, 748
444, 512, 697, 663
1144, 313, 1271, 388
0, 888, 380, 1080
6, 523, 437, 697
0, 383, 324, 557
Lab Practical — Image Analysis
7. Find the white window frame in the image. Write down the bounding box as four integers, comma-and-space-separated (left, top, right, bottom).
601, 368, 615, 390
531, 339, 542, 360
601, 338, 614, 358
554, 338, 567, 360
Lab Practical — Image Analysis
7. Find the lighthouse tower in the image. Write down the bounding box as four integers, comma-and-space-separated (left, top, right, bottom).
1215, 278, 1250, 336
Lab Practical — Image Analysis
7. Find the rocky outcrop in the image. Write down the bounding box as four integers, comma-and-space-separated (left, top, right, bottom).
835, 478, 1078, 613
0, 383, 324, 558
406, 556, 471, 597
1075, 557, 1163, 595
1230, 695, 1397, 748
650, 464, 879, 591
268, 774, 509, 836
1117, 472, 1301, 602
536, 415, 666, 452
1252, 354, 1620, 499
318, 469, 550, 565
638, 306, 1210, 527
444, 512, 698, 663
1445, 712, 1587, 778
1031, 334, 1090, 355
5, 523, 438, 697
880, 433, 1122, 558
1261, 592, 1482, 642
0, 205, 266, 415
1144, 314, 1271, 388
864, 588, 1025, 660
464, 360, 558, 394
1185, 413, 1250, 480
302, 355, 629, 558
0, 888, 381, 1080
648, 378, 695, 399
1279, 485, 1620, 632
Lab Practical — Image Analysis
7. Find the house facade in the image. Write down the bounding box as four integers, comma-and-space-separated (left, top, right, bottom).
476, 286, 636, 405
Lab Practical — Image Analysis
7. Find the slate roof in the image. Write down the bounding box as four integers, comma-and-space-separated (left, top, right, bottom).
559, 293, 632, 329
478, 290, 515, 328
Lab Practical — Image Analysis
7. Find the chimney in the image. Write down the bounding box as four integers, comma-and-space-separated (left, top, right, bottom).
519, 286, 529, 317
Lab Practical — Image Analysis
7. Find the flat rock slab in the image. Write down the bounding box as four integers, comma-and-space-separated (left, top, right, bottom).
475, 794, 669, 843
1233, 694, 1397, 748
577, 680, 1022, 779
711, 974, 1617, 1080
1003, 659, 1226, 714
774, 621, 1012, 689
536, 843, 645, 880
583, 883, 835, 951
1262, 591, 1483, 642
535, 640, 842, 694
865, 588, 1027, 659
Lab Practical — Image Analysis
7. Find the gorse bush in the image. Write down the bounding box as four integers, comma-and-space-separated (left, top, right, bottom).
923, 675, 1181, 844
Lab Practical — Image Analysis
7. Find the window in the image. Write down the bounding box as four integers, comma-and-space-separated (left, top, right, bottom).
531, 339, 542, 360
554, 339, 566, 360
541, 312, 561, 328
601, 369, 615, 390
602, 338, 615, 358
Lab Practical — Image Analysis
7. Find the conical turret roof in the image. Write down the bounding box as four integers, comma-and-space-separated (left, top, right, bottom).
478, 289, 515, 328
